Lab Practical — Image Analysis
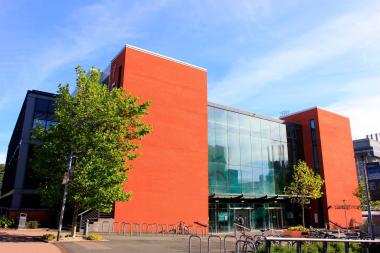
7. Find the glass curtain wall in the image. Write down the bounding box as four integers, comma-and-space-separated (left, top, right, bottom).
208, 105, 291, 231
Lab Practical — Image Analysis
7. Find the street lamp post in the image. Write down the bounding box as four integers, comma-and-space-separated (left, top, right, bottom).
362, 155, 375, 240
57, 152, 75, 241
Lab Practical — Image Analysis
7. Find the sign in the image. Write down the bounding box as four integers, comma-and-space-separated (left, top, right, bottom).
333, 205, 360, 209
62, 172, 69, 184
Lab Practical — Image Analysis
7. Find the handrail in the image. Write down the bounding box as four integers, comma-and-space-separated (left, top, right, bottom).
233, 223, 250, 237
189, 234, 202, 253
208, 235, 222, 253
78, 209, 92, 216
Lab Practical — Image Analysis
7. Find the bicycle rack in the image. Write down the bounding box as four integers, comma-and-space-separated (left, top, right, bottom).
148, 223, 157, 234
223, 235, 236, 253
189, 234, 202, 253
235, 239, 253, 253
132, 223, 141, 236
113, 221, 120, 233
157, 224, 165, 236
141, 223, 148, 233
121, 222, 132, 236
195, 226, 206, 237
101, 221, 111, 233
168, 224, 176, 235
207, 235, 222, 253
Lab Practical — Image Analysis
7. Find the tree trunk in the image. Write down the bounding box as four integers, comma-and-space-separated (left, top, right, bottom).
301, 204, 305, 227
71, 203, 80, 237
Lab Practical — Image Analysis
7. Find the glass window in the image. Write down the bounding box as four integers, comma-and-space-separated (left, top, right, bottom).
228, 165, 241, 193
227, 131, 240, 165
241, 166, 253, 194
270, 122, 280, 141
251, 136, 262, 168
214, 108, 227, 125
260, 120, 271, 139
214, 124, 228, 164
251, 117, 261, 137
209, 163, 228, 193
227, 111, 239, 129
240, 133, 251, 166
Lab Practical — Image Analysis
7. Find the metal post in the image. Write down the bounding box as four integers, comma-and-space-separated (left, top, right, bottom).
344, 242, 349, 253
322, 242, 327, 253
296, 241, 302, 253
265, 239, 271, 253
84, 219, 89, 237
57, 152, 73, 241
362, 155, 375, 240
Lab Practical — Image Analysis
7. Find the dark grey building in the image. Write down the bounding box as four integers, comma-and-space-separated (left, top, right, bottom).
354, 135, 380, 202
0, 90, 55, 220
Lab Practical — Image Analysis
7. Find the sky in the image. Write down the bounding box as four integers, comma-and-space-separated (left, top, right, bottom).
0, 0, 380, 163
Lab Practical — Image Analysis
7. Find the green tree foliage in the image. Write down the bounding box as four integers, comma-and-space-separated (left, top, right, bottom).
284, 160, 324, 227
353, 182, 380, 210
31, 66, 152, 236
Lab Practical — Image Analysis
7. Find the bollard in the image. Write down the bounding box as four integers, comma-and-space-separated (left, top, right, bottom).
83, 219, 89, 237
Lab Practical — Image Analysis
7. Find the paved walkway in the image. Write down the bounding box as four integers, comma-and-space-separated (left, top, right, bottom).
0, 229, 63, 253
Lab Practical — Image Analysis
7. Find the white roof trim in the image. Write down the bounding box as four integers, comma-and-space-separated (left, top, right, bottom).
111, 44, 207, 72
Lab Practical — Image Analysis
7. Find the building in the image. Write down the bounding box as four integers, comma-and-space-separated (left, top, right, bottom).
0, 90, 55, 223
281, 108, 362, 229
354, 135, 380, 201
0, 45, 362, 230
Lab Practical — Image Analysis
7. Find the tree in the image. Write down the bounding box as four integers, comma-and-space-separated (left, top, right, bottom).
284, 160, 324, 227
353, 182, 380, 210
31, 66, 152, 237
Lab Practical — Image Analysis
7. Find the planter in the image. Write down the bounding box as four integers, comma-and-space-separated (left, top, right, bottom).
283, 230, 303, 238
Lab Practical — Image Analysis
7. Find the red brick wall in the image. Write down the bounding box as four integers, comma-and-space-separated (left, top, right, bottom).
282, 108, 362, 228
110, 46, 208, 226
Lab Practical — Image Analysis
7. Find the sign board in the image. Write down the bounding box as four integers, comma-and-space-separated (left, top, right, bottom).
62, 172, 69, 184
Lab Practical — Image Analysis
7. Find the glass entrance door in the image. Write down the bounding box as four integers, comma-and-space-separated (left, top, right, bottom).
268, 208, 283, 229
235, 208, 250, 229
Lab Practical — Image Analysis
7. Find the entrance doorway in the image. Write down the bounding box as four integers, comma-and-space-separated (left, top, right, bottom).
268, 208, 283, 229
235, 209, 250, 229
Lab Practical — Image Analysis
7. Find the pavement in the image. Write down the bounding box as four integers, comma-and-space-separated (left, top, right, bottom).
0, 229, 236, 253
0, 228, 64, 253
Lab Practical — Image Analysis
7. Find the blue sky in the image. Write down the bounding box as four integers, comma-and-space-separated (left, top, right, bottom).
1, 0, 380, 163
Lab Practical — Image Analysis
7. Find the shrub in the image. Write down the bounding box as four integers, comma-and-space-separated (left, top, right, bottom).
86, 233, 102, 240
0, 216, 14, 228
26, 220, 39, 229
42, 233, 56, 241
287, 225, 308, 232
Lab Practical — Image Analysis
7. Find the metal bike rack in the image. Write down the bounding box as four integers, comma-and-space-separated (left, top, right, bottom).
189, 234, 202, 253
121, 222, 132, 236
113, 221, 119, 233
158, 224, 165, 236
101, 221, 111, 233
207, 235, 222, 253
132, 223, 141, 236
235, 239, 255, 253
223, 235, 236, 253
141, 223, 148, 233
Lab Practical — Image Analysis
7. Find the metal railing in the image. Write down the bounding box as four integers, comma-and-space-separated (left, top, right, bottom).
189, 235, 202, 253
264, 236, 380, 253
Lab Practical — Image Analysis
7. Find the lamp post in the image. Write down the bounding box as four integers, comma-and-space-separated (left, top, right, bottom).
361, 155, 375, 240
57, 152, 76, 241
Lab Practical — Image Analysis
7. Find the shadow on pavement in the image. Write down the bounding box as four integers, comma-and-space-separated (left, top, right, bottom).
0, 231, 43, 243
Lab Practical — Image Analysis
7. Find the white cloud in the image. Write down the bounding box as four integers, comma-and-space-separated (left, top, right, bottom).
0, 152, 6, 164
209, 2, 380, 105
326, 76, 380, 139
